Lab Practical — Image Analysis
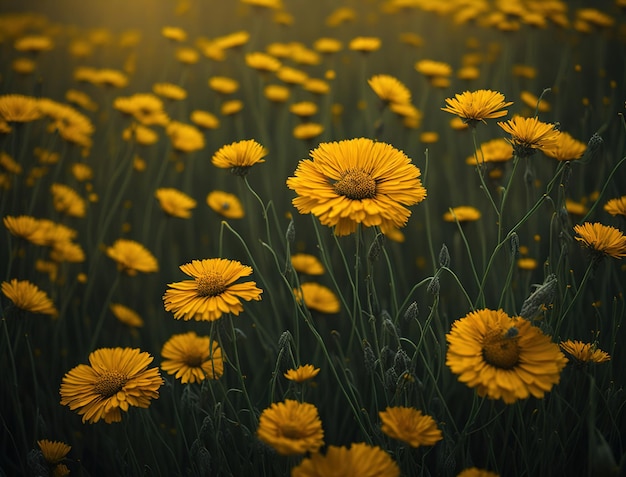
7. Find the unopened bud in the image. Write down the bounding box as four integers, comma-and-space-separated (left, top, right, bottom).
363, 340, 376, 373
438, 243, 450, 268
285, 220, 295, 243
580, 133, 603, 164
404, 302, 419, 322
427, 276, 440, 296
510, 232, 519, 258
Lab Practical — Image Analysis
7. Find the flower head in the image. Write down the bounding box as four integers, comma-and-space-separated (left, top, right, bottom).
161, 331, 224, 383
498, 116, 560, 157
155, 188, 197, 218
604, 196, 626, 217
443, 206, 481, 222
51, 183, 86, 218
542, 131, 586, 161
293, 123, 324, 141
2, 279, 58, 316
153, 82, 187, 101
110, 303, 144, 328
287, 138, 426, 236
446, 308, 567, 403
291, 254, 325, 275
348, 36, 381, 53
163, 258, 263, 322
368, 75, 411, 105
59, 347, 163, 423
560, 340, 610, 364
284, 364, 320, 383
291, 443, 400, 477
379, 406, 443, 448
0, 94, 41, 123
295, 283, 341, 314
190, 110, 220, 130
212, 139, 267, 176
37, 439, 71, 464
257, 399, 324, 455
574, 222, 626, 259
166, 121, 205, 153
207, 190, 245, 219
442, 89, 512, 126
106, 239, 159, 276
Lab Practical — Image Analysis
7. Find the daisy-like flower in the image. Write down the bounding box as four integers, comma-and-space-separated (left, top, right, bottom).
293, 123, 324, 141
14, 35, 54, 53
123, 123, 159, 146
446, 308, 567, 404
245, 52, 282, 72
284, 364, 320, 382
368, 75, 411, 105
295, 283, 341, 314
443, 206, 481, 222
290, 101, 318, 118
560, 340, 610, 364
379, 407, 442, 448
37, 439, 71, 465
59, 347, 163, 424
291, 443, 400, 477
257, 399, 324, 455
221, 100, 244, 116
161, 331, 224, 383
574, 222, 626, 259
276, 66, 309, 85
3, 215, 41, 243
291, 254, 325, 275
176, 47, 199, 65
303, 78, 330, 95
441, 90, 513, 126
1, 279, 58, 316
161, 26, 187, 42
212, 139, 268, 176
466, 138, 513, 165
153, 82, 187, 101
542, 131, 586, 161
313, 37, 343, 54
287, 138, 426, 236
208, 76, 240, 95
155, 188, 197, 219
206, 190, 245, 219
457, 468, 500, 477
604, 196, 626, 217
190, 110, 220, 130
0, 94, 41, 123
348, 36, 381, 53
498, 116, 560, 157
163, 258, 263, 322
50, 240, 85, 263
415, 59, 452, 78
51, 183, 86, 218
520, 91, 550, 112
110, 303, 144, 328
106, 239, 159, 276
166, 121, 205, 153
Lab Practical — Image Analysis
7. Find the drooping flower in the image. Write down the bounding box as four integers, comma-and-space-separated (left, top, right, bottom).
257, 399, 324, 455
446, 308, 567, 404
291, 443, 400, 477
573, 222, 626, 259
287, 138, 426, 236
368, 75, 411, 105
59, 347, 163, 423
212, 139, 268, 176
284, 364, 320, 383
1, 279, 58, 316
443, 206, 481, 223
106, 239, 159, 276
206, 190, 245, 219
379, 407, 443, 447
110, 303, 144, 328
603, 196, 626, 217
560, 340, 610, 364
155, 188, 197, 219
161, 331, 224, 383
290, 254, 325, 275
163, 258, 263, 322
542, 131, 586, 161
295, 283, 341, 314
498, 116, 560, 157
441, 89, 513, 126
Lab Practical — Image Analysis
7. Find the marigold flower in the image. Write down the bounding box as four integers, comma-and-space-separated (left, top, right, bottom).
541, 131, 586, 161
284, 364, 320, 382
60, 348, 163, 423
379, 407, 443, 447
446, 308, 567, 404
155, 188, 197, 219
1, 279, 58, 316
574, 222, 626, 259
368, 75, 411, 105
37, 439, 71, 464
0, 94, 41, 123
291, 254, 325, 275
110, 303, 144, 328
291, 443, 400, 477
163, 258, 262, 322
161, 331, 224, 383
257, 400, 324, 455
212, 139, 267, 176
498, 116, 560, 157
206, 190, 245, 219
443, 206, 481, 222
560, 340, 610, 364
442, 89, 512, 126
604, 196, 626, 217
287, 138, 426, 236
295, 283, 341, 314
106, 239, 159, 276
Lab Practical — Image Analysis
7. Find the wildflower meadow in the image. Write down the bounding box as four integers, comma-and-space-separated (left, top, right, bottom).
1, 1, 626, 476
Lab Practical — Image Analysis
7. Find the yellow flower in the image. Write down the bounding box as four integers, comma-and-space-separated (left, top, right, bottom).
291, 254, 325, 275
123, 123, 159, 146
497, 116, 560, 157
114, 94, 169, 126
0, 94, 41, 123
208, 76, 240, 95
106, 239, 159, 276
348, 36, 381, 53
241, 0, 283, 10
313, 37, 343, 54
290, 101, 318, 118
12, 57, 36, 75
604, 196, 626, 217
176, 47, 199, 64
466, 138, 513, 165
287, 138, 426, 236
3, 215, 41, 243
457, 468, 500, 477
110, 303, 144, 328
1, 279, 58, 316
415, 59, 452, 78
153, 82, 187, 101
161, 26, 187, 42
51, 183, 86, 218
206, 190, 245, 219
60, 348, 163, 423
284, 364, 320, 382
291, 443, 400, 477
14, 35, 53, 52
520, 91, 551, 112
446, 308, 567, 404
565, 199, 588, 216
574, 222, 626, 259
212, 139, 267, 176
257, 400, 324, 455
0, 152, 22, 174
541, 131, 586, 161
155, 188, 197, 219
379, 407, 443, 447
71, 163, 93, 182
50, 240, 86, 263
166, 121, 205, 153
163, 258, 263, 322
276, 66, 309, 85
190, 110, 220, 129
293, 123, 324, 141
443, 206, 481, 222
264, 84, 290, 102
517, 257, 538, 270
295, 283, 341, 314
213, 30, 250, 50
245, 52, 282, 72
37, 439, 71, 464
303, 78, 330, 95
368, 75, 411, 105
161, 331, 224, 383
560, 340, 610, 364
441, 89, 512, 126
220, 99, 244, 116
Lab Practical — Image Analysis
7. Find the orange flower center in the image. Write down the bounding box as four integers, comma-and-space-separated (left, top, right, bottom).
94, 370, 128, 398
482, 327, 520, 369
333, 169, 377, 200
196, 271, 227, 297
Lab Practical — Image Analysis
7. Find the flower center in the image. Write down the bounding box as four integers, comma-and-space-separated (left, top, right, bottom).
184, 353, 204, 368
482, 327, 520, 369
93, 370, 128, 398
281, 422, 303, 439
196, 271, 227, 297
221, 202, 230, 210
333, 169, 377, 200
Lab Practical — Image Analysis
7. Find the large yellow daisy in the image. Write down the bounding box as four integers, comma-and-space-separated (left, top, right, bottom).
573, 222, 626, 259
286, 138, 427, 236
446, 308, 567, 404
163, 258, 263, 321
161, 331, 224, 383
441, 89, 512, 126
